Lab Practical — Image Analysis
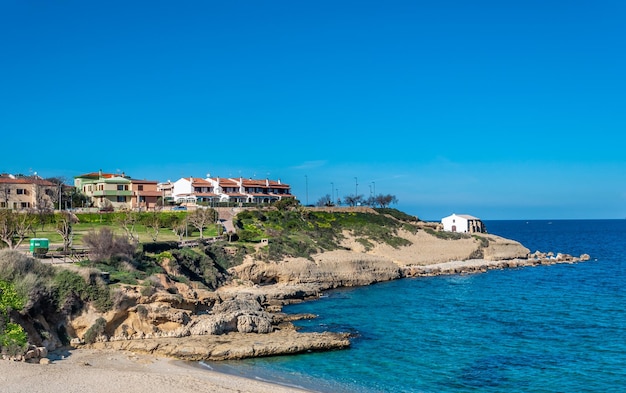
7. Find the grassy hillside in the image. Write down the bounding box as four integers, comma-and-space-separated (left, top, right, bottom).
235, 208, 419, 260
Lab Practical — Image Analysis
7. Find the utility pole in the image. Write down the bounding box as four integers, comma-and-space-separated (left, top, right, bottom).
331, 182, 334, 204
58, 181, 62, 211
305, 175, 308, 205
354, 177, 358, 196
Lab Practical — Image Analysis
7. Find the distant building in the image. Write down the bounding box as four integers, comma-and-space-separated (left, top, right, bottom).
172, 177, 219, 205
0, 174, 56, 210
74, 170, 132, 210
157, 180, 174, 204
441, 213, 485, 233
129, 179, 160, 210
171, 176, 293, 205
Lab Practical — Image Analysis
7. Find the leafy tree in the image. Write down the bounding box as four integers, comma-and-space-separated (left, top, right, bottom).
69, 188, 89, 209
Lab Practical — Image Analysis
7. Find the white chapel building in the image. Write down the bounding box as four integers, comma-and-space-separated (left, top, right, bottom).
441, 213, 486, 234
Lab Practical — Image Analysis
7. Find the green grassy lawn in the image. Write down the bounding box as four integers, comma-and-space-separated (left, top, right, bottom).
28, 221, 222, 250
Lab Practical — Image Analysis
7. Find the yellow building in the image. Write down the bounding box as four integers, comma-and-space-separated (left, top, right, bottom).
0, 174, 56, 210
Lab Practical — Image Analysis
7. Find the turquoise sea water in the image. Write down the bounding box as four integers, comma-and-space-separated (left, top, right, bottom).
203, 220, 626, 392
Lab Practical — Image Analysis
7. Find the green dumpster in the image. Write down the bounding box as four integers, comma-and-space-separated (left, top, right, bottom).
30, 238, 49, 256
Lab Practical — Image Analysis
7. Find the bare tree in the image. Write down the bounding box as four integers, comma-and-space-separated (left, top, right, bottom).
15, 211, 36, 246
172, 221, 186, 241
0, 183, 11, 209
315, 194, 333, 207
44, 176, 66, 210
33, 183, 54, 231
142, 212, 162, 242
83, 227, 135, 262
0, 210, 36, 249
343, 194, 364, 207
55, 212, 77, 253
0, 210, 16, 248
374, 194, 398, 208
116, 210, 139, 244
187, 208, 218, 239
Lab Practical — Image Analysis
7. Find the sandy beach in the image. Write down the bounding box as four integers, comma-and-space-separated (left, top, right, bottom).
0, 348, 311, 393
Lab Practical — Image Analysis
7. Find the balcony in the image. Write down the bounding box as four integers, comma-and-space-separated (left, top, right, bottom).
92, 190, 132, 197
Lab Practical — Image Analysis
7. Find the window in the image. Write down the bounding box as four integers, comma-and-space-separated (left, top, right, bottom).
117, 185, 124, 191
20, 202, 30, 208
0, 202, 5, 208
137, 185, 144, 191
117, 196, 126, 202
16, 188, 24, 195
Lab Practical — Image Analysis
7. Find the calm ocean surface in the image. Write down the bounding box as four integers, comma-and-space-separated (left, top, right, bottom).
203, 220, 626, 392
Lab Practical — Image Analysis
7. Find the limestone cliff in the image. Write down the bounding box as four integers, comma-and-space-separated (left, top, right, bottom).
230, 227, 531, 291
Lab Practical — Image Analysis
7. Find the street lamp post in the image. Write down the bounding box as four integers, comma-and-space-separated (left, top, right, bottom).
331, 182, 334, 204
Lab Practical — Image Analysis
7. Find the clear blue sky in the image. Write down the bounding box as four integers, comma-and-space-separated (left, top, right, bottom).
2, 1, 625, 220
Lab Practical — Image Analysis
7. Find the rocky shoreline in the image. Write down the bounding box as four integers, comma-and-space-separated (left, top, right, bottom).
88, 330, 351, 361
71, 250, 590, 362
5, 222, 591, 365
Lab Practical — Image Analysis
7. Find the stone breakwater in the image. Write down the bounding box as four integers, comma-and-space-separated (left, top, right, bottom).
402, 252, 592, 277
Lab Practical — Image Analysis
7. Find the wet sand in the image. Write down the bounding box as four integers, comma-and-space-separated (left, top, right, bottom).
0, 348, 311, 393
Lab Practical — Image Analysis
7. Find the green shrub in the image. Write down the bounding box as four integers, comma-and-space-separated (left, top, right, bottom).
424, 228, 469, 240
374, 208, 418, 222
83, 317, 107, 344
0, 322, 28, 356
142, 241, 179, 254
54, 270, 112, 313
356, 238, 374, 251
472, 235, 490, 248
0, 280, 28, 356
135, 305, 148, 319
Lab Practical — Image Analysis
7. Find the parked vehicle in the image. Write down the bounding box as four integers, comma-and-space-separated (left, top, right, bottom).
172, 206, 187, 211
